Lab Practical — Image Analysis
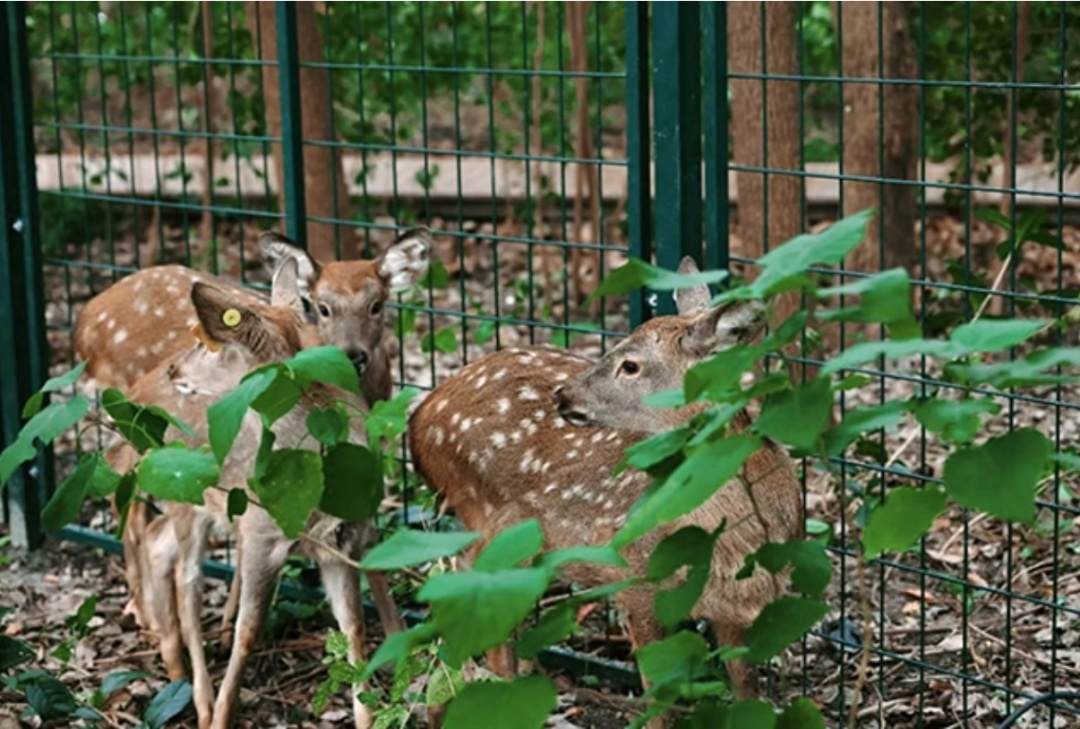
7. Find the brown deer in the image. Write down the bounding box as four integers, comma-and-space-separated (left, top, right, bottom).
109, 258, 399, 729
408, 257, 802, 717
81, 227, 430, 631
74, 227, 433, 407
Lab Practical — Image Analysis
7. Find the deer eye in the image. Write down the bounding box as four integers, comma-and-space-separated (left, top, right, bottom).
619, 360, 641, 376
317, 303, 331, 318
370, 300, 383, 316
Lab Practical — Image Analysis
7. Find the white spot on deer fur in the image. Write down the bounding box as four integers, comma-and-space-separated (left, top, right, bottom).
602, 499, 615, 510
554, 372, 569, 382
520, 448, 536, 474
543, 482, 558, 494
563, 433, 576, 441
460, 417, 473, 432
497, 398, 511, 414
562, 484, 585, 501
480, 448, 495, 469
451, 412, 461, 426
532, 409, 545, 421
591, 431, 605, 444
113, 329, 128, 345
136, 347, 148, 358
483, 501, 494, 517
523, 420, 538, 436
553, 417, 566, 429
490, 432, 506, 448
106, 318, 116, 330
134, 299, 149, 315
153, 307, 165, 318
474, 375, 488, 390
166, 285, 179, 296
186, 318, 196, 327
509, 430, 523, 444
166, 331, 177, 340
567, 449, 578, 460
435, 399, 448, 413
95, 311, 108, 324
605, 431, 619, 442
150, 342, 164, 355
429, 426, 445, 445
518, 386, 539, 402
493, 368, 508, 381
584, 450, 595, 459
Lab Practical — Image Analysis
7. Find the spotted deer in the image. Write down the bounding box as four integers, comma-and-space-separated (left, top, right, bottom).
106, 258, 401, 729
74, 227, 433, 407
81, 227, 430, 631
408, 257, 803, 715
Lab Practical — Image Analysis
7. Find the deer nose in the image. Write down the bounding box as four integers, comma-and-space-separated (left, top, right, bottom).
552, 385, 589, 427
347, 349, 369, 371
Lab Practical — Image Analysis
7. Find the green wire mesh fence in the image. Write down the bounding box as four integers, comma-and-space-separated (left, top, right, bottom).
2, 2, 1079, 726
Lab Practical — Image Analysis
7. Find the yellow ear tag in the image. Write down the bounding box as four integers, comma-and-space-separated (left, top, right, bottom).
190, 322, 221, 352
222, 308, 242, 327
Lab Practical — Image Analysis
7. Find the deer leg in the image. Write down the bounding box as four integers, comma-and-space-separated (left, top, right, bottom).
211, 531, 290, 729
623, 603, 670, 729
320, 559, 374, 729
219, 540, 242, 650
120, 498, 150, 630
174, 514, 214, 729
364, 570, 405, 636
713, 622, 758, 699
456, 543, 518, 678
144, 515, 185, 681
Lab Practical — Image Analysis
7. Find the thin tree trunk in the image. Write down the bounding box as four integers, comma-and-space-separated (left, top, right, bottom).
199, 1, 216, 259
246, 2, 355, 261
833, 2, 917, 331
728, 3, 805, 369
566, 1, 600, 312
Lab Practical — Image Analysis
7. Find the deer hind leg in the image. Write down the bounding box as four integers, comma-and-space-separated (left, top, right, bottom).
143, 515, 185, 681
210, 531, 291, 729
713, 621, 758, 699
365, 570, 405, 636
173, 514, 214, 729
219, 540, 242, 650
320, 559, 374, 729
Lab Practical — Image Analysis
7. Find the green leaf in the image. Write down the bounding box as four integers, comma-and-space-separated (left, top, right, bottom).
23, 361, 87, 418
227, 488, 248, 522
443, 676, 557, 729
754, 379, 832, 452
359, 529, 481, 571
776, 697, 826, 729
622, 426, 691, 472
684, 345, 760, 403
249, 370, 303, 424
822, 400, 910, 456
515, 605, 579, 660
744, 597, 829, 663
207, 368, 278, 464
23, 673, 79, 719
616, 435, 761, 548
646, 526, 721, 629
914, 398, 1000, 444
306, 407, 348, 447
473, 319, 496, 346
740, 541, 831, 599
287, 346, 361, 394
750, 209, 873, 296
534, 545, 627, 571
474, 520, 544, 572
249, 449, 324, 539
100, 388, 172, 452
821, 338, 966, 375
635, 631, 710, 691
949, 318, 1048, 351
425, 664, 465, 707
422, 327, 459, 354
425, 260, 451, 289
0, 635, 34, 671
142, 680, 193, 729
42, 454, 117, 535
137, 445, 219, 505
591, 258, 729, 301
359, 623, 439, 681
943, 428, 1052, 523
0, 397, 89, 487
958, 347, 1080, 388
706, 700, 778, 729
85, 454, 123, 498
320, 443, 382, 523
419, 568, 550, 666
100, 670, 151, 697
817, 268, 919, 339
863, 487, 948, 558
365, 387, 420, 444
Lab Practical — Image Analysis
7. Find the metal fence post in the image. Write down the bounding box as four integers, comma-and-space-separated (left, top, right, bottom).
275, 1, 307, 245
626, 2, 652, 327
0, 2, 52, 549
651, 2, 703, 315
702, 3, 729, 275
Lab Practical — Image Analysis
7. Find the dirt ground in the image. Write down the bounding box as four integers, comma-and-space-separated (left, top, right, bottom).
5, 209, 1080, 727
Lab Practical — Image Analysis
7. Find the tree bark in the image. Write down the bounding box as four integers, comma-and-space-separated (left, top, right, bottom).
246, 2, 355, 261
728, 3, 805, 367
834, 2, 917, 323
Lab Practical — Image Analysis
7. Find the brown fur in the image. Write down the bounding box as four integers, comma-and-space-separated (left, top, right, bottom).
408, 259, 802, 724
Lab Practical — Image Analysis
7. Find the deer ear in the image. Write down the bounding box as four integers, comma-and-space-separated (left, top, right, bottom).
680, 300, 766, 357
674, 256, 711, 315
378, 227, 432, 293
190, 283, 258, 348
258, 231, 319, 300
269, 257, 304, 314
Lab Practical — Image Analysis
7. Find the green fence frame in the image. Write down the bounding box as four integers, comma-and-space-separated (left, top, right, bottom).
3, 2, 1078, 726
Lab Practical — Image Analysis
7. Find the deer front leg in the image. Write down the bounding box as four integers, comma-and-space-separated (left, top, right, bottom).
173, 513, 214, 729
211, 531, 290, 729
219, 540, 242, 650
143, 515, 185, 681
320, 559, 374, 729
365, 570, 405, 636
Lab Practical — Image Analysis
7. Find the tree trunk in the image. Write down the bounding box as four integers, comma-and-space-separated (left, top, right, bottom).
728, 3, 804, 368
246, 2, 355, 262
833, 2, 917, 328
